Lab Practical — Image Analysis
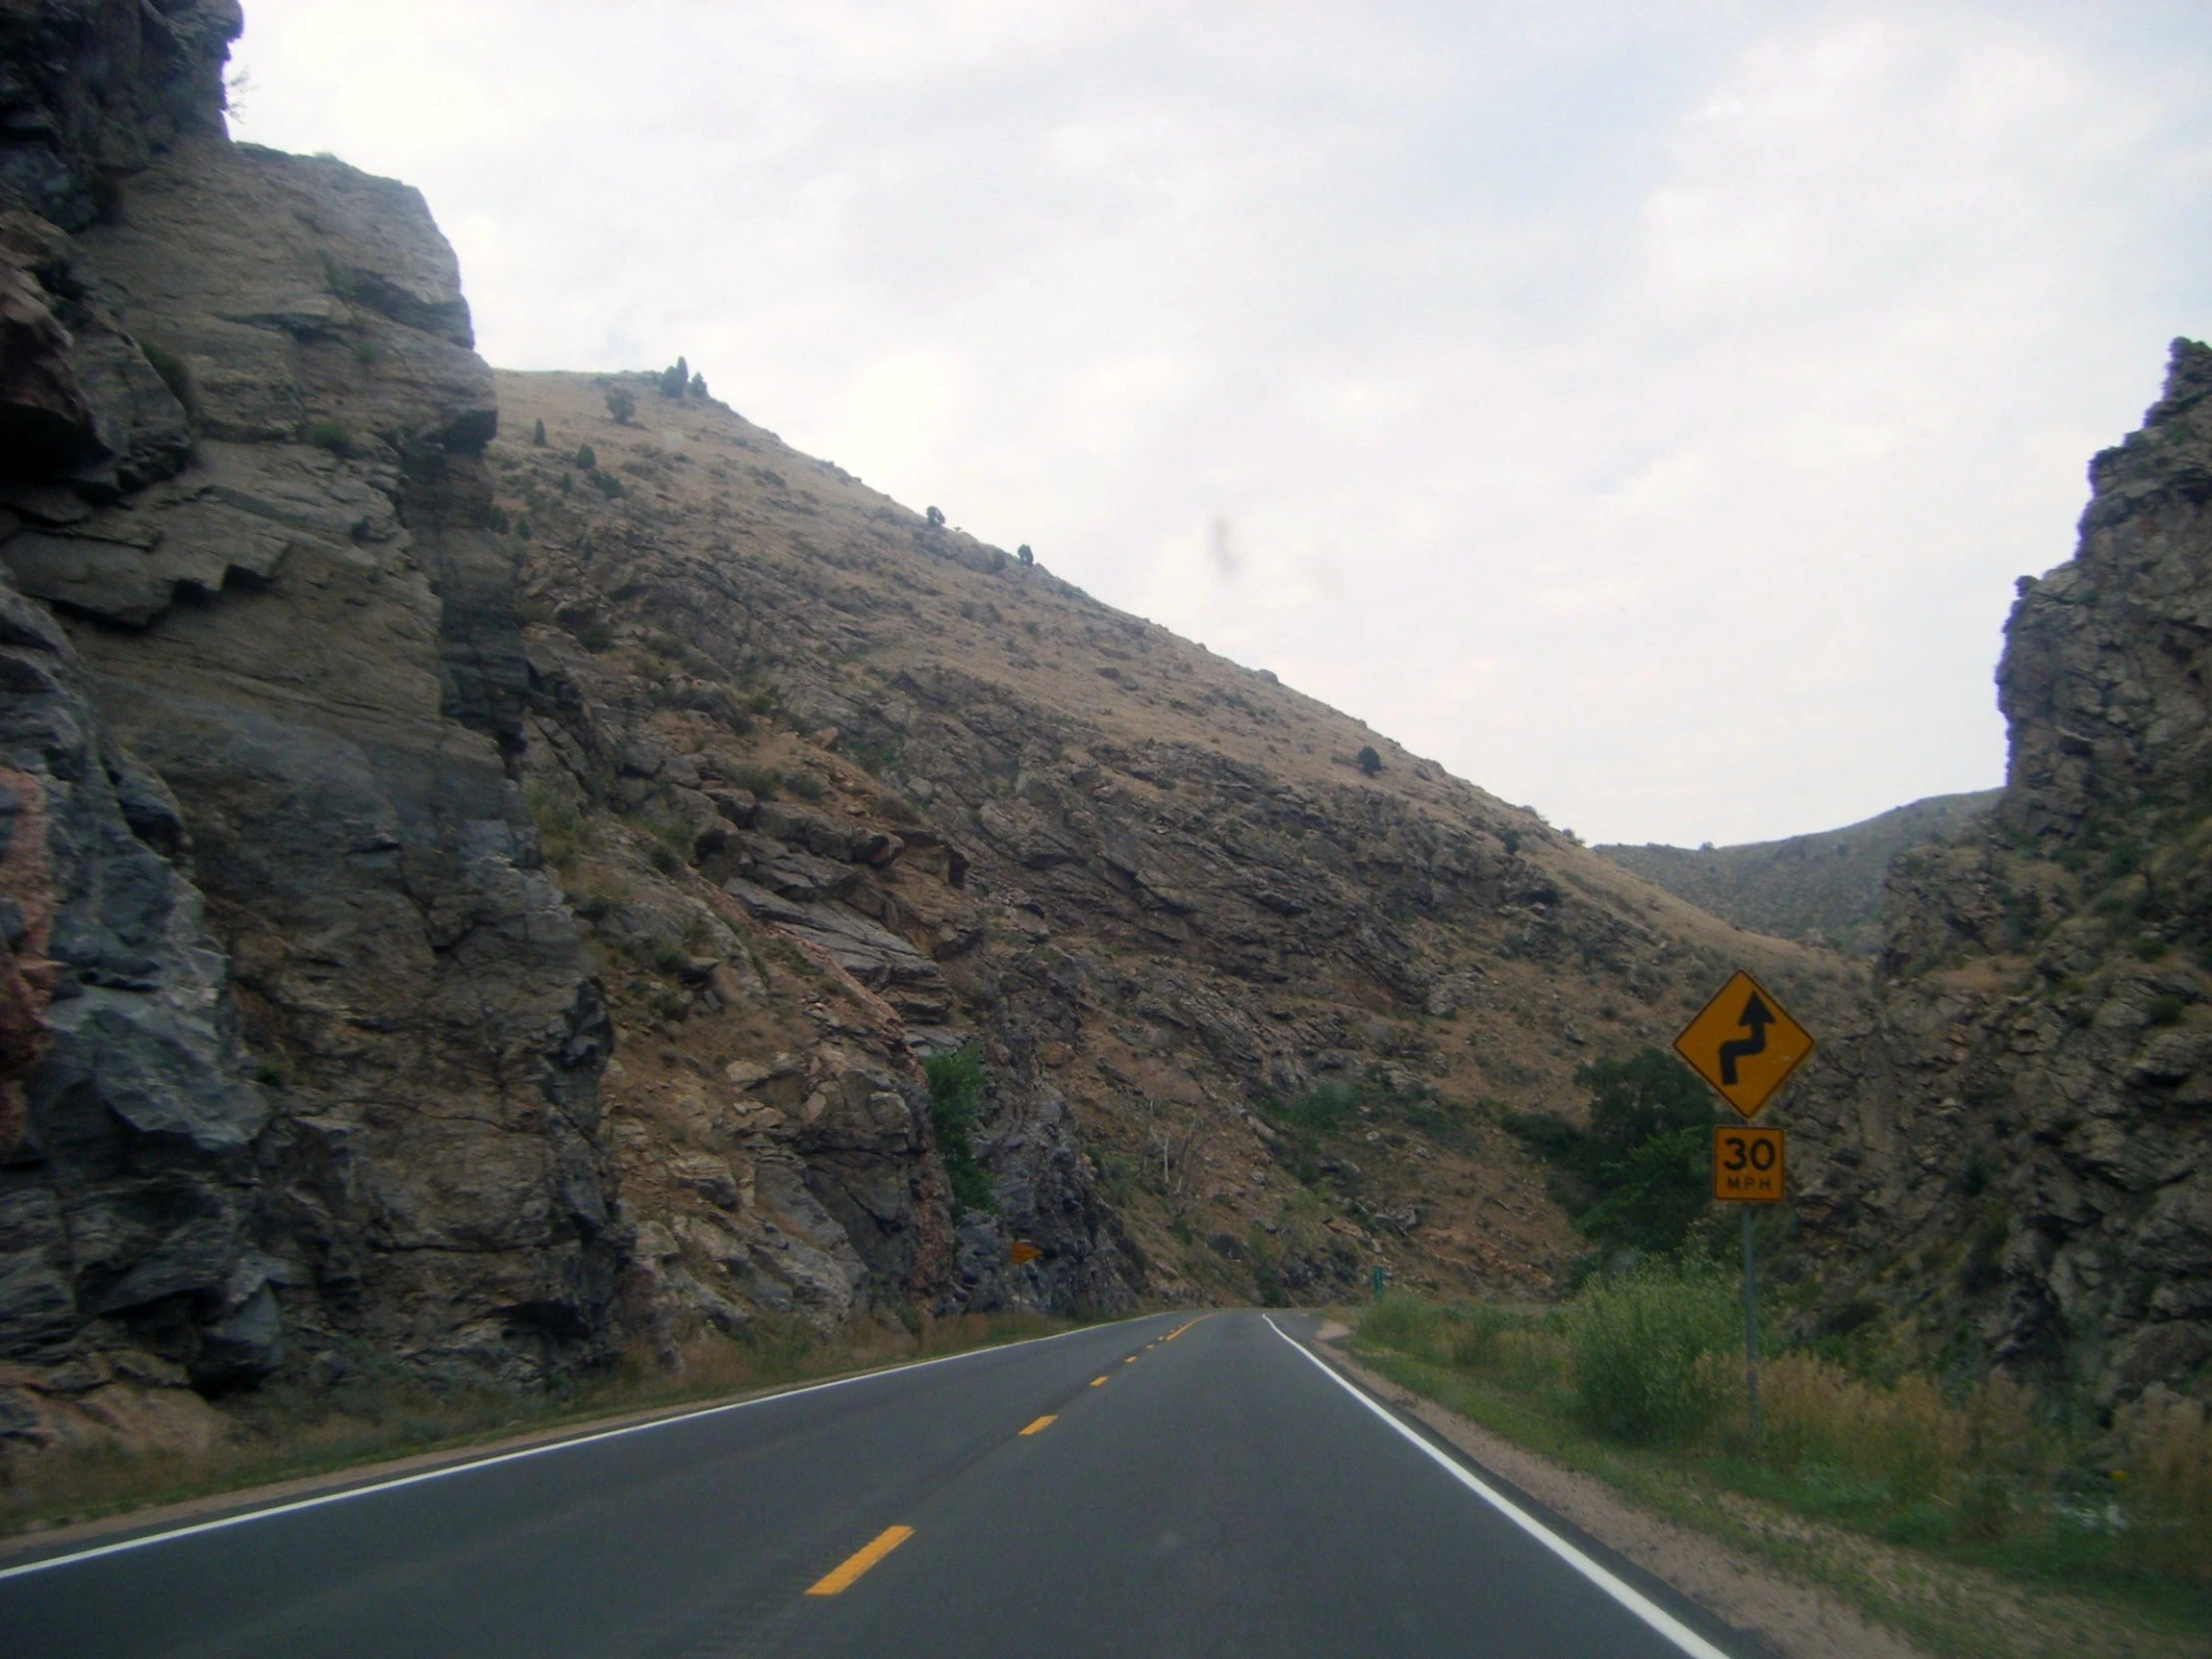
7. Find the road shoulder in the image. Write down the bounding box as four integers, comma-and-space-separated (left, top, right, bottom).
1, 1317, 1140, 1569
1306, 1336, 1926, 1659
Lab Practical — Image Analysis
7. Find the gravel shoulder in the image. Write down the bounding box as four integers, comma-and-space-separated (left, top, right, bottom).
1313, 1335, 2200, 1659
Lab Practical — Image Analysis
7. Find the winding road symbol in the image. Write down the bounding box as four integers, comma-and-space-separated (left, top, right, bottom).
1673, 970, 1814, 1119
1716, 992, 1774, 1085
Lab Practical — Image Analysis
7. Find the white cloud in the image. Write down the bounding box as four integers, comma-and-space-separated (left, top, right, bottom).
231, 0, 2212, 845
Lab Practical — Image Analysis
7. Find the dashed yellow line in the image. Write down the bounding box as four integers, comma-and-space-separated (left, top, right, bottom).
1164, 1316, 1208, 1342
806, 1525, 913, 1596
1090, 1376, 1108, 1387
1124, 1356, 1137, 1365
1019, 1414, 1056, 1435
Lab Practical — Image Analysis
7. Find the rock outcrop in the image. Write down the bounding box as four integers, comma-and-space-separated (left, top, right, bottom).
0, 0, 1860, 1448
488, 365, 1848, 1326
1788, 340, 2212, 1409
0, 0, 625, 1436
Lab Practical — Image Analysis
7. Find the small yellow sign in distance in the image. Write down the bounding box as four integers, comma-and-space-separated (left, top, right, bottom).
1674, 970, 1815, 1120
1009, 1241, 1042, 1266
1713, 1125, 1786, 1203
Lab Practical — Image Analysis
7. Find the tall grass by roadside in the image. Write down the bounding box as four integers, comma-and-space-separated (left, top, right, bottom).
0, 1308, 1065, 1540
1356, 1273, 2212, 1608
1575, 1269, 1739, 1444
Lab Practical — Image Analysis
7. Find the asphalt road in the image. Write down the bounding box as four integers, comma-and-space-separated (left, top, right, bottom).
0, 1311, 1764, 1658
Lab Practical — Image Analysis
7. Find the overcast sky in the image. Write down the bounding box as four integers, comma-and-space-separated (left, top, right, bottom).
230, 1, 2211, 846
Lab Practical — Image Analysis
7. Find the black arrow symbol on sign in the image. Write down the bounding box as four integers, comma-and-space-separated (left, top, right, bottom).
1718, 992, 1774, 1085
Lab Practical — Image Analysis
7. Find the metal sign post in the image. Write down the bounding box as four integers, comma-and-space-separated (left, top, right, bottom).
1741, 1208, 1761, 1443
1372, 1264, 1386, 1302
1679, 971, 1812, 1449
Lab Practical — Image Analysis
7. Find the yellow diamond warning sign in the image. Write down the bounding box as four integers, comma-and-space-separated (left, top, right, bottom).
1674, 970, 1814, 1120
1713, 1125, 1786, 1203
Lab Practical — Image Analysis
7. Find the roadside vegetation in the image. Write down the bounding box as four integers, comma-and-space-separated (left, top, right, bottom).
0, 1309, 1068, 1544
1356, 1281, 2211, 1655
1362, 1046, 2212, 1654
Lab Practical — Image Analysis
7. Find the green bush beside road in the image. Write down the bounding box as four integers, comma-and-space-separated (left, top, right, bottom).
1353, 1275, 2212, 1657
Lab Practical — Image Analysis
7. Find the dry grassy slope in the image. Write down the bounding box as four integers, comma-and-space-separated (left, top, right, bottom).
1598, 791, 2002, 956
490, 369, 1858, 1308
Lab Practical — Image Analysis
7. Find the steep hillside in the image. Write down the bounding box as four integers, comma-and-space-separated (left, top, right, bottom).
1597, 791, 2000, 955
0, 0, 1855, 1447
480, 365, 1856, 1325
1789, 338, 2212, 1410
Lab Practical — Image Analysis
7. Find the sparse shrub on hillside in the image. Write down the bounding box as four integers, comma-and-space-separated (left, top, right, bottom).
1357, 746, 1382, 776
574, 442, 596, 470
595, 470, 625, 499
923, 1046, 997, 1216
514, 515, 531, 541
690, 371, 707, 398
531, 417, 546, 445
561, 610, 614, 652
484, 504, 509, 533
305, 416, 353, 455
605, 387, 636, 424
784, 771, 827, 803
731, 765, 782, 802
1017, 544, 1033, 564
660, 357, 688, 397
525, 789, 589, 868
1501, 829, 1521, 855
925, 505, 945, 528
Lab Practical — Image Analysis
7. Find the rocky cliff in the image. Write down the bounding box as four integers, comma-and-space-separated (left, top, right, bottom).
1597, 791, 2000, 956
480, 365, 1848, 1332
0, 0, 1853, 1447
0, 0, 636, 1451
1789, 339, 2212, 1410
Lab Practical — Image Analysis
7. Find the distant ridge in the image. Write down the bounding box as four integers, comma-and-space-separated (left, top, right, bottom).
1595, 791, 2001, 954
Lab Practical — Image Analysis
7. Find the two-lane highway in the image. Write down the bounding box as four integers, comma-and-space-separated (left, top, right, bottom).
0, 1311, 1762, 1657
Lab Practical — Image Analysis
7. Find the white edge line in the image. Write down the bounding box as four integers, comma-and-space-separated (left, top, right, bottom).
0, 1314, 1151, 1583
1265, 1316, 1735, 1659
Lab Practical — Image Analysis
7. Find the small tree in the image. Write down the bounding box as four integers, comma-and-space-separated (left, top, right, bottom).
925, 505, 945, 528
531, 417, 547, 446
660, 357, 688, 397
1017, 543, 1034, 565
574, 441, 597, 470
922, 1046, 997, 1216
689, 371, 707, 399
1357, 746, 1382, 776
1138, 1097, 1213, 1225
604, 387, 635, 424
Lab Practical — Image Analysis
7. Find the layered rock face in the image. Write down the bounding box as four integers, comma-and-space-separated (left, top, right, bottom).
0, 0, 625, 1432
1790, 340, 2212, 1408
486, 369, 1847, 1326
0, 0, 1860, 1444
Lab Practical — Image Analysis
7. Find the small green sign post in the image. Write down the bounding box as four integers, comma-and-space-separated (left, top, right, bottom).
1371, 1265, 1386, 1302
